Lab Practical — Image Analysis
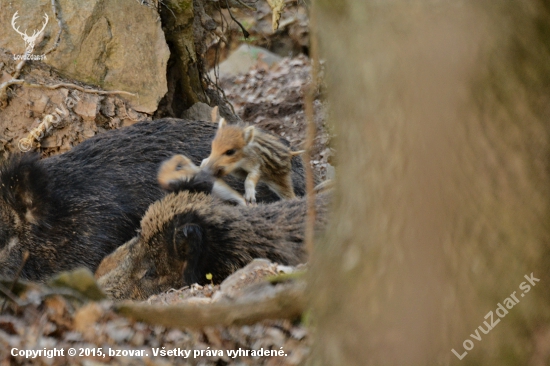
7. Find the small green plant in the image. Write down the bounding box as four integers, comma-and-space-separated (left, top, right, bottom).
206, 273, 213, 285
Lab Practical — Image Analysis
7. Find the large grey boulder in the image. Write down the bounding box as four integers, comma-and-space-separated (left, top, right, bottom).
0, 0, 169, 113
211, 44, 283, 79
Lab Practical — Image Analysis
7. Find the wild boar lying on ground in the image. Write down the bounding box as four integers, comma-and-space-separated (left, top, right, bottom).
0, 118, 306, 282
97, 188, 330, 300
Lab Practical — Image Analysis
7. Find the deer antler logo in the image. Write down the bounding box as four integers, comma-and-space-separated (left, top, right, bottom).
11, 11, 49, 56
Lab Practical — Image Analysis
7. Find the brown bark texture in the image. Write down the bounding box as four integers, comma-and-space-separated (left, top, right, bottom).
309, 1, 550, 365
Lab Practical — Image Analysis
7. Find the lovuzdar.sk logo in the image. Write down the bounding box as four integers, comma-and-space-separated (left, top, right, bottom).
11, 11, 49, 61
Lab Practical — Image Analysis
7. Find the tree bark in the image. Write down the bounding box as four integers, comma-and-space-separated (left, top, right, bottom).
309, 1, 550, 365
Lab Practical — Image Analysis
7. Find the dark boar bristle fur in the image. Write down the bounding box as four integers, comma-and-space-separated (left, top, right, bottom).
97, 191, 330, 300
0, 118, 307, 282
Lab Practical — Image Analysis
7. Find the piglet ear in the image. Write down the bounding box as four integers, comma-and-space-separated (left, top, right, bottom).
0, 154, 51, 224
218, 117, 227, 130
157, 154, 201, 192
244, 126, 255, 144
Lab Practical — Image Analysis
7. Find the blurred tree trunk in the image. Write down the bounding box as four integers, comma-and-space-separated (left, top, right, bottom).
309, 1, 550, 365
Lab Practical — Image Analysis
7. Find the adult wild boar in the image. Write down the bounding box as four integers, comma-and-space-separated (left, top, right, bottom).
97, 190, 331, 300
0, 118, 306, 281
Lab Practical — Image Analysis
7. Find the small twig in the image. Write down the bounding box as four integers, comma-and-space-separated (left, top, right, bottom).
303, 7, 319, 256
211, 3, 225, 86
211, 27, 229, 45
0, 78, 25, 102
234, 0, 256, 11
0, 252, 29, 313
219, 0, 258, 9
23, 82, 136, 96
1, 74, 134, 110
13, 60, 27, 80
160, 1, 177, 19
224, 0, 250, 38
204, 68, 237, 116
117, 283, 305, 328
0, 282, 23, 310
201, 4, 238, 119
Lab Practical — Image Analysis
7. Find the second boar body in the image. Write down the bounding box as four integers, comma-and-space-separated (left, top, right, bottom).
97, 190, 330, 300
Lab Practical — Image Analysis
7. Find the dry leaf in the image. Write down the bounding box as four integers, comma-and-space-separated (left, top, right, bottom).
48, 267, 106, 301
73, 302, 103, 333
266, 0, 285, 31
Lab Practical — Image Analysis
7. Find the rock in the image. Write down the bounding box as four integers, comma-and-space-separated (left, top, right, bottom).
0, 1, 170, 113
30, 95, 50, 114
211, 44, 282, 78
181, 102, 213, 121
74, 94, 100, 120
40, 135, 61, 148
218, 259, 279, 301
100, 98, 116, 117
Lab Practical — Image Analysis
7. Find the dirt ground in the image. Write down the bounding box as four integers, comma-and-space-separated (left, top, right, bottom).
0, 49, 152, 159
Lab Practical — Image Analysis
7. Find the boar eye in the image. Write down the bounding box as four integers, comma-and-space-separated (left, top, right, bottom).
225, 149, 236, 156
171, 223, 203, 261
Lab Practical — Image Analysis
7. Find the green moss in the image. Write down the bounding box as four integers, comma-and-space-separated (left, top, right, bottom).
165, 0, 192, 14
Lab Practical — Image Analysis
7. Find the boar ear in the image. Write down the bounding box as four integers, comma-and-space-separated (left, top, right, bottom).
175, 222, 208, 285
0, 154, 51, 224
218, 117, 227, 130
172, 222, 204, 261
244, 126, 255, 144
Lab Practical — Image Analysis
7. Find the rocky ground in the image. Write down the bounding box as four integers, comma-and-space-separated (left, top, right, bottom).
0, 261, 309, 365
0, 48, 152, 158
